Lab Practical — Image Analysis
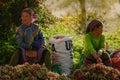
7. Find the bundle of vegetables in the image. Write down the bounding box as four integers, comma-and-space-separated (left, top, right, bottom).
46, 72, 71, 80
0, 63, 48, 80
0, 63, 71, 80
73, 63, 120, 80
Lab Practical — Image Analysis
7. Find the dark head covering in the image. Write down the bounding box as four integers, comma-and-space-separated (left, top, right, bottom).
86, 19, 103, 33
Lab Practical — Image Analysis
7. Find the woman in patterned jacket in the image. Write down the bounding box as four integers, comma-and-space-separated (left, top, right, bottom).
9, 8, 51, 70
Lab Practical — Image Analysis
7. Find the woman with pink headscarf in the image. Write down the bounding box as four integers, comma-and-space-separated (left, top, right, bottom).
9, 8, 51, 70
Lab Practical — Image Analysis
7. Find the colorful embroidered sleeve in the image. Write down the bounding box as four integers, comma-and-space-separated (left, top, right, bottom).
83, 34, 96, 54
38, 29, 45, 46
16, 28, 32, 49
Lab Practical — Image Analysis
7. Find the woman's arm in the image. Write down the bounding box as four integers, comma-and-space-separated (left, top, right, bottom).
84, 34, 96, 54
97, 35, 106, 56
38, 29, 46, 47
84, 34, 102, 63
93, 53, 102, 63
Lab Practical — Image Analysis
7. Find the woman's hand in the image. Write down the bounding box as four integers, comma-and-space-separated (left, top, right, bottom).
40, 45, 46, 48
96, 58, 102, 63
93, 53, 102, 63
98, 50, 102, 56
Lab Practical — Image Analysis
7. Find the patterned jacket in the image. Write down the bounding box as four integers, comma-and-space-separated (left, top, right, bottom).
16, 23, 45, 50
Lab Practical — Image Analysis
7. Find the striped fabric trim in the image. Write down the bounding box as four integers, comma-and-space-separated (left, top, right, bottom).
17, 28, 24, 36
28, 26, 39, 45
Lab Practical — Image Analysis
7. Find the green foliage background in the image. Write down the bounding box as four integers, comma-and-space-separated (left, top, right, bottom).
0, 0, 120, 68
0, 0, 56, 64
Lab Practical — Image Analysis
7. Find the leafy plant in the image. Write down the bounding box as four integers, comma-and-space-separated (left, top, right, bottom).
0, 0, 56, 64
73, 64, 120, 80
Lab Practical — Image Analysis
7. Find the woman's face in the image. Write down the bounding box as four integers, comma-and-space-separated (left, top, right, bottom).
93, 26, 103, 36
21, 12, 32, 26
97, 26, 103, 36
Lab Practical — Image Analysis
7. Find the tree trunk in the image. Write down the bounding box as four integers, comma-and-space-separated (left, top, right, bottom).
79, 0, 86, 33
